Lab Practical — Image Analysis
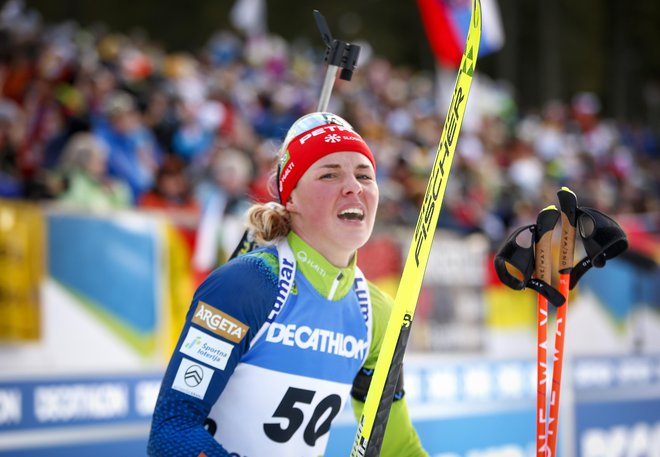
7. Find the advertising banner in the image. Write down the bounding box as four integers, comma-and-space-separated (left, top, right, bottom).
0, 373, 162, 457
573, 355, 660, 457
47, 211, 162, 356
0, 199, 44, 341
327, 358, 538, 456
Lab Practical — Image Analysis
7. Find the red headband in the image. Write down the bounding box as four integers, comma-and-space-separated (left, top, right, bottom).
278, 123, 375, 203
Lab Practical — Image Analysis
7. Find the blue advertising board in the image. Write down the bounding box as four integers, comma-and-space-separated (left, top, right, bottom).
573, 355, 660, 457
3, 356, 659, 456
0, 373, 162, 457
47, 212, 161, 355
326, 358, 538, 456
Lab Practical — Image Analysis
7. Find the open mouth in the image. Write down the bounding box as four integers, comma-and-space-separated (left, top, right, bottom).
338, 207, 365, 221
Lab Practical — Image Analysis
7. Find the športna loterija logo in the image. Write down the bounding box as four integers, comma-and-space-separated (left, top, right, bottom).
325, 133, 341, 143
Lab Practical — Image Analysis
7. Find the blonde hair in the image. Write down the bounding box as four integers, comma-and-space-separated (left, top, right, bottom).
246, 202, 291, 245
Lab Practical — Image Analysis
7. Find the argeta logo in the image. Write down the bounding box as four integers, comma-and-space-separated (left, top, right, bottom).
325, 133, 341, 143
192, 301, 249, 343
184, 365, 204, 387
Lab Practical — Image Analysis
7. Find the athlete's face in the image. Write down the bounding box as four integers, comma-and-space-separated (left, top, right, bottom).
286, 151, 379, 267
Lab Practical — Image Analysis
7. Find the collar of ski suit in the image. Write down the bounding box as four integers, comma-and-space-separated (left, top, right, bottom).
287, 231, 358, 301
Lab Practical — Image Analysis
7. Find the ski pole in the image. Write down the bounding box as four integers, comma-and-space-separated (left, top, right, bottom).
495, 188, 628, 456
494, 210, 565, 456
533, 206, 560, 457
228, 10, 361, 260
546, 188, 629, 455
313, 10, 361, 112
546, 187, 578, 456
351, 1, 482, 454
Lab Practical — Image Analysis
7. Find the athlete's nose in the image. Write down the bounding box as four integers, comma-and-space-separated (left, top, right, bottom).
342, 174, 363, 195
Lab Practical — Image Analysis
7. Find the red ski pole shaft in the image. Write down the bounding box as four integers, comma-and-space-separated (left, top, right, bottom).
533, 206, 559, 457
534, 205, 559, 457
547, 188, 578, 456
536, 286, 549, 457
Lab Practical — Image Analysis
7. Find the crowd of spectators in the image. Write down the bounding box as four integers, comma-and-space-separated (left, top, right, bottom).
0, 1, 658, 251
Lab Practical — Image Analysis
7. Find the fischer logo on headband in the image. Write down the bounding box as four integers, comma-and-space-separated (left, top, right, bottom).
278, 123, 375, 203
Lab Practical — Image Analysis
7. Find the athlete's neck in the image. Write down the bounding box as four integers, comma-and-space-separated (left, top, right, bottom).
287, 231, 357, 300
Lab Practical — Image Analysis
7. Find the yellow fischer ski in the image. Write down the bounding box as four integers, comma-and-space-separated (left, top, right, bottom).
351, 1, 482, 455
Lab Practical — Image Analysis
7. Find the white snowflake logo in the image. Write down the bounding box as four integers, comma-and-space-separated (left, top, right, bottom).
324, 134, 341, 143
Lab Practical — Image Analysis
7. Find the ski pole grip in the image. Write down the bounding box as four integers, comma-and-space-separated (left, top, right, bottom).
494, 224, 536, 292
534, 205, 560, 284
493, 222, 565, 308
557, 187, 578, 273
569, 207, 629, 289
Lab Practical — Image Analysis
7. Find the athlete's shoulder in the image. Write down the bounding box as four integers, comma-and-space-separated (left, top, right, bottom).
192, 245, 280, 308
204, 245, 279, 285
240, 245, 280, 279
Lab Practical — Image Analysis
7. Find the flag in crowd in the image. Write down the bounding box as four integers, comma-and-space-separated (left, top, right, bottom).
417, 0, 504, 67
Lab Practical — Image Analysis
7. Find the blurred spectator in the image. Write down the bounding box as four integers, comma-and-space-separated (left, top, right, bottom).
171, 98, 214, 163
192, 148, 255, 270
142, 85, 179, 154
0, 0, 655, 249
0, 99, 24, 197
507, 137, 545, 199
250, 91, 300, 140
139, 154, 199, 215
246, 138, 279, 203
92, 90, 161, 202
195, 147, 254, 216
568, 91, 619, 161
55, 132, 132, 211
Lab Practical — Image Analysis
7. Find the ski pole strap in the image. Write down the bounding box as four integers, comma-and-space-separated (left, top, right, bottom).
494, 224, 565, 308
569, 207, 628, 289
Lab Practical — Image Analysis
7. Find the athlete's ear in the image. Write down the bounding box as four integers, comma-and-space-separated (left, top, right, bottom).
284, 194, 297, 213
